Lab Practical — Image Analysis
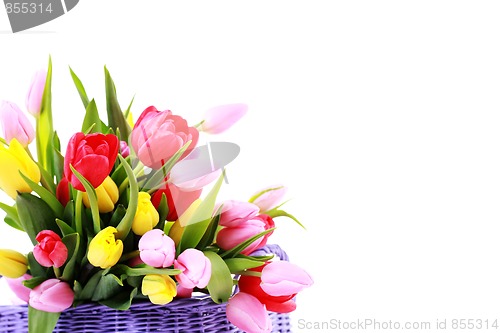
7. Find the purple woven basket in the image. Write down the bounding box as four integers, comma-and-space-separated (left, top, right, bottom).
0, 245, 292, 333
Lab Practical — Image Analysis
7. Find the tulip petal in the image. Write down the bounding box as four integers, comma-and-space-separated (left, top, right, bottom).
226, 292, 272, 333
261, 261, 313, 296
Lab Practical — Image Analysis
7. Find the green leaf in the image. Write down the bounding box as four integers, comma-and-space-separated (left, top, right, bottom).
19, 171, 64, 218
52, 132, 64, 184
56, 219, 76, 236
266, 208, 305, 229
112, 264, 180, 277
142, 141, 192, 192
197, 207, 222, 250
178, 173, 224, 253
36, 56, 54, 177
204, 251, 233, 303
69, 165, 101, 234
0, 202, 22, 231
115, 155, 138, 240
27, 252, 48, 277
156, 193, 169, 232
62, 201, 75, 229
224, 257, 266, 273
16, 193, 58, 245
36, 161, 56, 194
105, 66, 131, 140
92, 273, 123, 301
123, 95, 135, 120
219, 228, 276, 259
109, 204, 127, 228
79, 269, 107, 300
69, 66, 90, 109
23, 276, 46, 289
61, 233, 80, 281
28, 306, 60, 333
82, 99, 102, 133
99, 287, 137, 310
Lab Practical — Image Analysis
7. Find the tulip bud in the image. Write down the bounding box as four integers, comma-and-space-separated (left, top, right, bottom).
25, 70, 46, 117
250, 185, 287, 213
139, 229, 176, 268
120, 140, 130, 158
131, 192, 160, 236
174, 249, 211, 289
33, 230, 68, 268
261, 261, 314, 296
200, 104, 247, 134
0, 101, 35, 146
218, 200, 259, 227
82, 176, 119, 213
5, 274, 32, 303
226, 292, 272, 333
29, 279, 74, 313
88, 226, 123, 268
216, 214, 275, 255
142, 274, 177, 305
0, 138, 41, 199
0, 249, 28, 278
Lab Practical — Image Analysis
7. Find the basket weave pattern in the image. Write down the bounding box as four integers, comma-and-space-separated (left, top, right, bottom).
0, 245, 292, 333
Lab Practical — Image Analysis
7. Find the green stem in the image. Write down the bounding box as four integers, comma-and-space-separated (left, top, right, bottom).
75, 191, 83, 236
119, 250, 140, 263
53, 266, 61, 279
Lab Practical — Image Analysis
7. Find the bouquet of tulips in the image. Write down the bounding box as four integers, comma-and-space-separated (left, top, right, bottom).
0, 58, 312, 333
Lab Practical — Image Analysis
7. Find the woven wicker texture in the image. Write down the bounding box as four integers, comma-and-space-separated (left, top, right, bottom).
0, 245, 292, 333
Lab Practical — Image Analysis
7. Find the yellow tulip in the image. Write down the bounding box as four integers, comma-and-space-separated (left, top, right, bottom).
142, 274, 177, 305
88, 227, 123, 268
169, 199, 201, 246
131, 192, 159, 236
82, 176, 119, 213
0, 139, 40, 199
0, 249, 28, 278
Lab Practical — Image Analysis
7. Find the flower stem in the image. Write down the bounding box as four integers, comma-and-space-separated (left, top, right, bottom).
119, 250, 140, 263
53, 266, 61, 278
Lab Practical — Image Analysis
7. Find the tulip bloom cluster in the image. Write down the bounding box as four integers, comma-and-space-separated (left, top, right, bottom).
0, 60, 312, 333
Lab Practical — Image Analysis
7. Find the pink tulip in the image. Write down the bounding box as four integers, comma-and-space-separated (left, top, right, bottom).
5, 274, 32, 303
176, 285, 193, 298
139, 229, 176, 268
174, 249, 211, 289
131, 106, 198, 169
33, 230, 68, 268
261, 261, 314, 296
218, 200, 259, 227
25, 70, 46, 116
120, 140, 130, 158
201, 104, 247, 134
0, 101, 35, 146
29, 279, 74, 312
216, 214, 275, 255
251, 185, 287, 213
226, 292, 272, 333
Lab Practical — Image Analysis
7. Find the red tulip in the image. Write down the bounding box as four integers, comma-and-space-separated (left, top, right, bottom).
151, 180, 202, 222
56, 177, 70, 207
64, 132, 119, 191
33, 230, 68, 268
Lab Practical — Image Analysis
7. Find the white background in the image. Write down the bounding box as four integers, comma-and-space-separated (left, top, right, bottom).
1, 1, 500, 332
